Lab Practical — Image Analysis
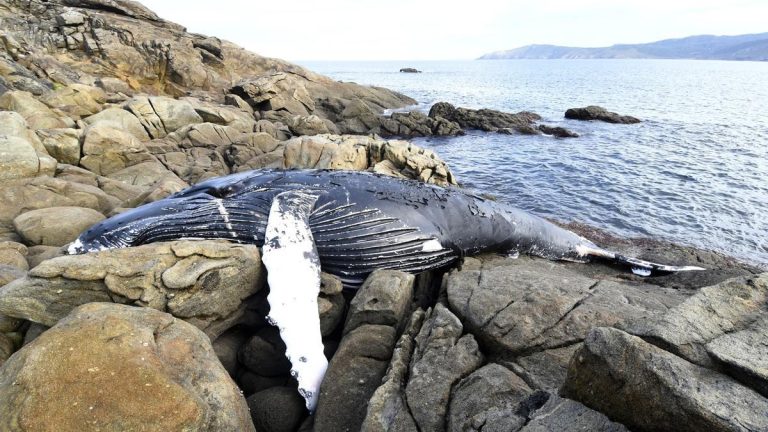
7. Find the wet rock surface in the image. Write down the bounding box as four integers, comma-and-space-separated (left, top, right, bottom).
565, 105, 642, 124
374, 101, 581, 139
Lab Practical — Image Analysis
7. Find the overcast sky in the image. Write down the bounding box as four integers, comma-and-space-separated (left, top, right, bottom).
140, 0, 767, 61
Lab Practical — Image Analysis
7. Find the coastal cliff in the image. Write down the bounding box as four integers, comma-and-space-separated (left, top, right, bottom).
1, 1, 766, 431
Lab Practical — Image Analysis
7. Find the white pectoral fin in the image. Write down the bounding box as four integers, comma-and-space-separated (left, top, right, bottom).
261, 190, 327, 412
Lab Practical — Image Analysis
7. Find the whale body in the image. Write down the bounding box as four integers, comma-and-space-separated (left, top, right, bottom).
67, 168, 704, 410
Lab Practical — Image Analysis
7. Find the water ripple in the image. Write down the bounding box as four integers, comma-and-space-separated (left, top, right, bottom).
302, 59, 768, 266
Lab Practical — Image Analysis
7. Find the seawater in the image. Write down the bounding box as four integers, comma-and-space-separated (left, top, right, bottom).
299, 60, 768, 266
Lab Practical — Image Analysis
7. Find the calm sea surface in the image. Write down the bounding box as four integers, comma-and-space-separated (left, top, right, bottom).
299, 60, 768, 266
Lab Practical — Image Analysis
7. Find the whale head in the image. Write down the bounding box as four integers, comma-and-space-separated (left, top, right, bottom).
67, 171, 277, 255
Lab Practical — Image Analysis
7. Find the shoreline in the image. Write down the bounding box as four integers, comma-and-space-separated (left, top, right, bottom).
1, 1, 766, 431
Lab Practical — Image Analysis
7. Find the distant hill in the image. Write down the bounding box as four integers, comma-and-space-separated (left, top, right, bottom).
479, 33, 768, 61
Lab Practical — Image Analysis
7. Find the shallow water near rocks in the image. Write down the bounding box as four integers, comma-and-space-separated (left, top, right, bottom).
301, 59, 768, 267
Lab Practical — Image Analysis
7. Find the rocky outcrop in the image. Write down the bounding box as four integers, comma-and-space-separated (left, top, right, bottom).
565, 106, 641, 124
0, 176, 118, 242
374, 102, 579, 139
361, 309, 425, 432
381, 110, 464, 137
0, 0, 413, 110
125, 96, 204, 139
13, 206, 105, 246
628, 273, 768, 369
562, 327, 768, 432
230, 134, 457, 186
446, 256, 688, 357
429, 102, 543, 133
0, 302, 255, 431
0, 240, 264, 338
0, 0, 765, 430
406, 304, 484, 431
0, 0, 415, 146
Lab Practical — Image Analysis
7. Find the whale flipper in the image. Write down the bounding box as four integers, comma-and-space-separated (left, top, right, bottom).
261, 190, 327, 412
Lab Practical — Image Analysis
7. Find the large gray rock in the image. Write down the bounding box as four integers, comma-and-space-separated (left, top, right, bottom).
565, 106, 641, 124
361, 309, 425, 432
628, 273, 768, 368
562, 327, 768, 432
344, 269, 414, 334
428, 102, 544, 133
448, 363, 531, 432
247, 386, 307, 432
13, 206, 105, 247
0, 302, 255, 431
315, 270, 416, 432
0, 240, 264, 338
315, 324, 397, 432
232, 72, 315, 116
706, 316, 768, 398
318, 272, 345, 336
381, 110, 463, 137
446, 257, 688, 356
287, 114, 337, 136
0, 176, 118, 242
405, 304, 484, 432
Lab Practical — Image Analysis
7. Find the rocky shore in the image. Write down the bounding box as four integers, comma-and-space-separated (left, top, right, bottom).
1, 1, 767, 431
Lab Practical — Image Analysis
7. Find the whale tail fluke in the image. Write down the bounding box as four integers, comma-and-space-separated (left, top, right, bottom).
580, 246, 706, 276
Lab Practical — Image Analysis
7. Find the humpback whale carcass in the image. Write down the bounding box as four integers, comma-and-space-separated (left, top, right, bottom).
67, 169, 704, 410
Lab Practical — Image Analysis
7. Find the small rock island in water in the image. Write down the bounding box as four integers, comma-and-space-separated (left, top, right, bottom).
0, 1, 765, 431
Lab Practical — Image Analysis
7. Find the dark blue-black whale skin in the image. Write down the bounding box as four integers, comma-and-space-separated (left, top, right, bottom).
70, 169, 597, 287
